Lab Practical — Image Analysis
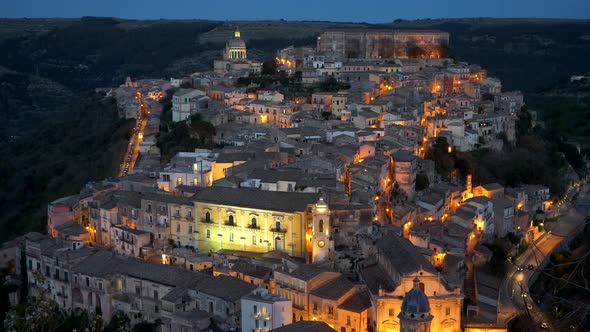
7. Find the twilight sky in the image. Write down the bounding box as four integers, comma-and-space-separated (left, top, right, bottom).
3, 0, 590, 22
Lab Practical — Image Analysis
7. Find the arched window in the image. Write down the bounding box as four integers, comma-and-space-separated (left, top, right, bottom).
228, 215, 234, 226
205, 211, 211, 223
318, 219, 324, 233
251, 217, 257, 228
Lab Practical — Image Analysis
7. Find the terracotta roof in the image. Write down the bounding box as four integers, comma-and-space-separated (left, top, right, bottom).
338, 289, 372, 313
311, 275, 354, 300
192, 187, 320, 213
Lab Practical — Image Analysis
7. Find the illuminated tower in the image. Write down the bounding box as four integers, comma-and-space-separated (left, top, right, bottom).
466, 174, 472, 193
310, 197, 332, 263
399, 277, 433, 332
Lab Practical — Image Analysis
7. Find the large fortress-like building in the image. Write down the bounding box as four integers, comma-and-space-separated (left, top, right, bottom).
317, 29, 450, 60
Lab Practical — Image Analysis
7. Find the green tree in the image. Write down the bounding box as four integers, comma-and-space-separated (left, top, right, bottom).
261, 60, 278, 75
515, 105, 532, 137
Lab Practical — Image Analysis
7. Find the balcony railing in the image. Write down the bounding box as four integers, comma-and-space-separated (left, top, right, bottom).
224, 221, 238, 227
201, 218, 213, 224
247, 224, 260, 230
270, 227, 287, 233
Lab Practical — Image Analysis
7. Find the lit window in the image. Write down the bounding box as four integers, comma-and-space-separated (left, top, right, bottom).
176, 177, 183, 185
206, 229, 211, 238
252, 235, 256, 245
193, 178, 199, 186
230, 232, 234, 242
193, 163, 199, 173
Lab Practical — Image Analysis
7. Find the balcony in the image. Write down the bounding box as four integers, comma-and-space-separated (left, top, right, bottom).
224, 221, 239, 227
270, 227, 287, 233
247, 224, 260, 230
201, 218, 213, 224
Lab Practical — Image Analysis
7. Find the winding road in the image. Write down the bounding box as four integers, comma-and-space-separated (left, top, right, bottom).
497, 183, 590, 330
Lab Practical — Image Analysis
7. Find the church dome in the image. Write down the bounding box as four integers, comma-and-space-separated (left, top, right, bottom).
227, 31, 246, 48
401, 277, 430, 314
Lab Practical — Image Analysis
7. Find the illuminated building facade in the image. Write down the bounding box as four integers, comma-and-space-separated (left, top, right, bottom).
188, 188, 328, 260
317, 30, 450, 61
361, 234, 463, 332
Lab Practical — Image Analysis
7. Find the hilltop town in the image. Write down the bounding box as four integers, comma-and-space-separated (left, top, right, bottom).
1, 28, 588, 332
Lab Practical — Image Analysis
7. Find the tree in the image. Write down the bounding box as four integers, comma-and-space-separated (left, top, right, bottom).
261, 60, 278, 75
516, 105, 532, 137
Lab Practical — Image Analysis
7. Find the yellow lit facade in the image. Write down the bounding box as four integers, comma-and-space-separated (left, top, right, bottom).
193, 202, 306, 256
168, 201, 196, 248
375, 270, 462, 332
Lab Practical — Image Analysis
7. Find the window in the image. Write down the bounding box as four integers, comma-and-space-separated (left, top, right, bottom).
228, 215, 234, 225
253, 305, 257, 314
276, 221, 281, 230
175, 209, 180, 217
318, 219, 324, 233
188, 210, 192, 218
193, 163, 199, 173
205, 211, 211, 223
206, 229, 211, 239
28, 259, 32, 270
98, 282, 102, 291
193, 178, 199, 186
445, 307, 451, 316
36, 262, 40, 270
251, 217, 257, 228
162, 174, 170, 182
388, 309, 394, 317
252, 235, 257, 245
117, 279, 123, 291
346, 315, 351, 326
313, 302, 318, 311
188, 225, 193, 234
176, 177, 183, 185
419, 282, 425, 293
64, 271, 69, 282
153, 290, 159, 300
45, 266, 49, 277
176, 223, 180, 233
230, 232, 234, 242
86, 277, 90, 287
328, 306, 334, 315
135, 286, 140, 295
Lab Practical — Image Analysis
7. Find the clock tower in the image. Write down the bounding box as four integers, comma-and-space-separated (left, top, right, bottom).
309, 197, 332, 263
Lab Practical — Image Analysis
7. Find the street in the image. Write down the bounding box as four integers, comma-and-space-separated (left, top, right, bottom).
497, 183, 590, 330
118, 92, 150, 177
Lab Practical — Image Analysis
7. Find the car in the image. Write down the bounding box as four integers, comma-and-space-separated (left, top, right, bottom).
527, 264, 535, 270
517, 267, 524, 272
539, 322, 549, 329
521, 292, 528, 298
526, 303, 533, 310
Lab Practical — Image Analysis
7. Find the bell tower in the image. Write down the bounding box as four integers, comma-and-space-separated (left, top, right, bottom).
310, 197, 332, 263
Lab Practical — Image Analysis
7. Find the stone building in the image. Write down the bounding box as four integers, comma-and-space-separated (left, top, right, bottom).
317, 30, 450, 61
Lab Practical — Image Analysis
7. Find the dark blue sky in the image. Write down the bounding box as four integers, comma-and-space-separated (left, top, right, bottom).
4, 0, 590, 22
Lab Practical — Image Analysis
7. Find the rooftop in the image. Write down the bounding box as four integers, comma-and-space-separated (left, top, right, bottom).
192, 187, 320, 213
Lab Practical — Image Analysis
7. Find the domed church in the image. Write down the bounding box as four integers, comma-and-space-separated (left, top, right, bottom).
223, 30, 247, 60
214, 29, 262, 76
399, 277, 434, 332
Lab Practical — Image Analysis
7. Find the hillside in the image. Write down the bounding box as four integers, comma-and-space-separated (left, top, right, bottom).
1, 17, 590, 240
